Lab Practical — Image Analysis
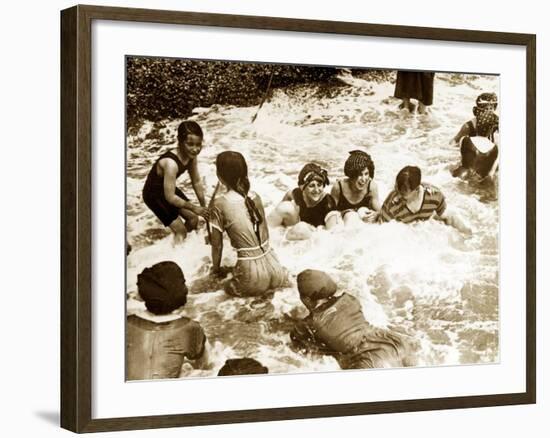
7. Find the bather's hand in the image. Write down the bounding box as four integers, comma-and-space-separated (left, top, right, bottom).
193, 205, 210, 220
361, 211, 378, 223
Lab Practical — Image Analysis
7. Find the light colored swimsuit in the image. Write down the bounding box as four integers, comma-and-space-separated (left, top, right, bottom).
210, 191, 288, 297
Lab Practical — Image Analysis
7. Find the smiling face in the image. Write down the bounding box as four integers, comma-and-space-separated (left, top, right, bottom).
350, 167, 370, 192
179, 134, 203, 159
302, 179, 325, 204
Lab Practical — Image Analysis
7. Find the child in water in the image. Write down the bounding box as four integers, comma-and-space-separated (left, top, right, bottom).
451, 92, 499, 181
268, 162, 340, 240
290, 269, 412, 369
379, 166, 471, 235
209, 151, 288, 297
142, 121, 209, 243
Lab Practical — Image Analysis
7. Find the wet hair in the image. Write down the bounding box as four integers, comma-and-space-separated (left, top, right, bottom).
344, 150, 375, 179
216, 151, 264, 249
217, 358, 269, 376
177, 120, 203, 144
395, 166, 421, 195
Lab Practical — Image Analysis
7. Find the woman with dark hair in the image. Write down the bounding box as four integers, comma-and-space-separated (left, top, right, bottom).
379, 166, 471, 234
330, 150, 381, 225
268, 162, 339, 240
142, 120, 209, 243
209, 151, 288, 297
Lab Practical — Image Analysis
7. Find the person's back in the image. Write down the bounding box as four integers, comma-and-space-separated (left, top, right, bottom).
209, 179, 288, 297
126, 314, 206, 380
126, 261, 208, 380
293, 293, 407, 369
211, 191, 270, 253
291, 270, 411, 370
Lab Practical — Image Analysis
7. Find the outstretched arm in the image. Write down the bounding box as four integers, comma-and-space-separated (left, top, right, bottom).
161, 160, 197, 210
451, 122, 471, 145
368, 180, 381, 212
189, 158, 207, 207
330, 182, 341, 205
440, 208, 472, 235
210, 227, 224, 275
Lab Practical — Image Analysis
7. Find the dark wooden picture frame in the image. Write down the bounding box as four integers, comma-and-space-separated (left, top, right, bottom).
61, 4, 536, 433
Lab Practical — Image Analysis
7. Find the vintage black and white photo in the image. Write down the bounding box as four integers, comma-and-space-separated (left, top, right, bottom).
125, 57, 499, 381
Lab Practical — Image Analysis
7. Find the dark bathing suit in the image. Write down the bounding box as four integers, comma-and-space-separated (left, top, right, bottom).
336, 180, 373, 213
459, 137, 498, 179
291, 188, 336, 227
142, 151, 191, 226
394, 71, 435, 106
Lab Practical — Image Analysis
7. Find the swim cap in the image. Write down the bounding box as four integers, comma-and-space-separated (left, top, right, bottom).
137, 261, 188, 314
475, 110, 499, 138
344, 150, 375, 179
473, 92, 498, 116
297, 269, 337, 301
217, 358, 269, 376
298, 163, 330, 187
476, 92, 498, 107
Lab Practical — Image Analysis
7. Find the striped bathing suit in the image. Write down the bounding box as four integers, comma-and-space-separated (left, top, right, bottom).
379, 183, 446, 224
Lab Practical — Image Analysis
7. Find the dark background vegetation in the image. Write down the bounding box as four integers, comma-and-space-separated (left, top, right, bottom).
126, 57, 394, 127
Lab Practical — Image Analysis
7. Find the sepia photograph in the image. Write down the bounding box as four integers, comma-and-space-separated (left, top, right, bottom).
125, 57, 500, 381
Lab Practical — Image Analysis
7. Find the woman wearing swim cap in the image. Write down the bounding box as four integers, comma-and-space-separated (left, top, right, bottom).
268, 162, 339, 240
290, 269, 413, 369
450, 92, 499, 182
330, 150, 381, 225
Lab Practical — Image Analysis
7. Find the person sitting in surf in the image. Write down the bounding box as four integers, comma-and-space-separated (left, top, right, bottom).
379, 165, 471, 234
268, 162, 339, 240
126, 261, 210, 380
142, 120, 209, 244
330, 150, 381, 225
290, 269, 413, 370
451, 92, 499, 144
209, 151, 288, 297
451, 92, 499, 181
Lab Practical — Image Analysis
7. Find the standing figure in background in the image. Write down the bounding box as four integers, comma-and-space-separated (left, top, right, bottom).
394, 70, 435, 114
209, 151, 288, 297
331, 150, 381, 225
142, 120, 209, 244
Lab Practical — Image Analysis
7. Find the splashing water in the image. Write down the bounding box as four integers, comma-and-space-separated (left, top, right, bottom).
126, 72, 499, 377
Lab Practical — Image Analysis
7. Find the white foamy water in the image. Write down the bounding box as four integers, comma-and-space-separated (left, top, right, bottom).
126, 72, 499, 376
